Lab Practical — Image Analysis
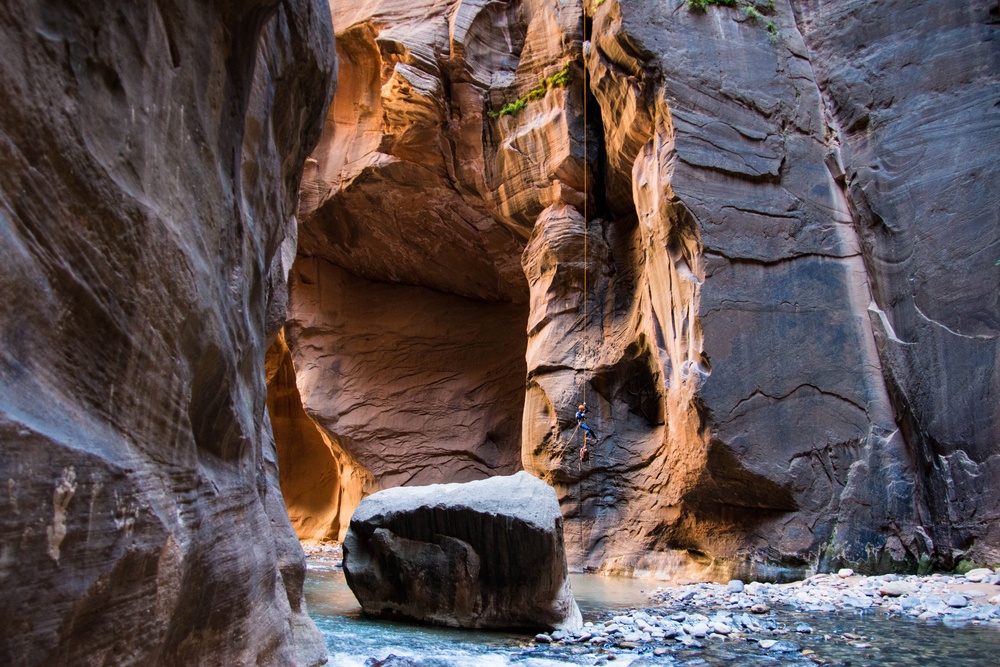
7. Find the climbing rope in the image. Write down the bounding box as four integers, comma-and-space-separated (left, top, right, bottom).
579, 8, 590, 562
582, 8, 589, 432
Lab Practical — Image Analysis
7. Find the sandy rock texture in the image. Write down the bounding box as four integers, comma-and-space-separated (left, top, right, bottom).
275, 0, 998, 575
343, 472, 583, 630
272, 0, 591, 540
0, 1, 335, 665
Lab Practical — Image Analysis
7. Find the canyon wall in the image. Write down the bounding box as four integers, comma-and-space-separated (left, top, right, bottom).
0, 1, 334, 665
273, 0, 591, 540
276, 0, 999, 576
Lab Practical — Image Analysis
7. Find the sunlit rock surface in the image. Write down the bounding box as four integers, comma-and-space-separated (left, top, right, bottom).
343, 472, 583, 630
277, 0, 998, 576
274, 0, 589, 540
0, 1, 334, 664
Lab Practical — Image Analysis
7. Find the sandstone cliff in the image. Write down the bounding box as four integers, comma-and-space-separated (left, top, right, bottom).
0, 1, 335, 664
274, 0, 998, 577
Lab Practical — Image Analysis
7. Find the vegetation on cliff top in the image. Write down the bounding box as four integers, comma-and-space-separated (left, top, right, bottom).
688, 0, 781, 41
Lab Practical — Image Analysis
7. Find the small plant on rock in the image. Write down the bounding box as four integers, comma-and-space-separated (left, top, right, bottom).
688, 0, 738, 10
766, 20, 780, 41
688, 0, 781, 43
488, 60, 574, 119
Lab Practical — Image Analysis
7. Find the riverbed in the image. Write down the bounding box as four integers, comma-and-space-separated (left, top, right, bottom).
304, 569, 1000, 666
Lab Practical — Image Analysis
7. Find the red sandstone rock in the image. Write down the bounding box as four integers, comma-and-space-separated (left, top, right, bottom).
276, 0, 999, 578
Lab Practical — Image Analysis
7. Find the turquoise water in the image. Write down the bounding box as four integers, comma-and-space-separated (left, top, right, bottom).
304, 570, 1000, 666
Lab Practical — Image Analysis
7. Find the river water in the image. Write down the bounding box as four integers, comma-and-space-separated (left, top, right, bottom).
304, 569, 1000, 666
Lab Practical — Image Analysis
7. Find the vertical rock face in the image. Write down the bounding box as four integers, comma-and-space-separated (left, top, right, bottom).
557, 0, 909, 577
529, 0, 997, 575
0, 1, 334, 665
791, 0, 1000, 570
276, 0, 997, 575
273, 0, 590, 540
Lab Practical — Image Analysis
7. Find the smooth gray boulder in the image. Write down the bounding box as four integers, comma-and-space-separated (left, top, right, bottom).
343, 472, 582, 631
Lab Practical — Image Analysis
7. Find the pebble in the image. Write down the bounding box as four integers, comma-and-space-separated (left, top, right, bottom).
880, 581, 917, 597
946, 594, 969, 608
843, 594, 873, 609
963, 568, 993, 582
712, 622, 733, 635
534, 634, 551, 644
580, 567, 1000, 659
770, 640, 801, 652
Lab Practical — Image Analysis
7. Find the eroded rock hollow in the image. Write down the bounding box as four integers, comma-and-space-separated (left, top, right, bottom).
0, 0, 335, 664
274, 0, 998, 577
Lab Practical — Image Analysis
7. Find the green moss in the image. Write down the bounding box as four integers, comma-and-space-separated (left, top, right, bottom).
743, 5, 762, 21
954, 559, 997, 574
488, 60, 573, 119
917, 553, 934, 575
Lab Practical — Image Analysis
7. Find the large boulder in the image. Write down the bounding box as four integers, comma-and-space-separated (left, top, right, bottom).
343, 471, 582, 631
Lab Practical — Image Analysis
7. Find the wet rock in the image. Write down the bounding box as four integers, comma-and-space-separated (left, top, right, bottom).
769, 641, 802, 653
712, 622, 734, 635
343, 472, 582, 630
751, 604, 771, 614
843, 595, 874, 609
796, 623, 813, 633
365, 656, 420, 667
688, 622, 710, 638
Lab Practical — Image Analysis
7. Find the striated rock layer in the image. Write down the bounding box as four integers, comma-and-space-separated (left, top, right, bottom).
553, 0, 999, 577
0, 0, 335, 664
278, 0, 998, 576
343, 472, 583, 630
272, 0, 590, 539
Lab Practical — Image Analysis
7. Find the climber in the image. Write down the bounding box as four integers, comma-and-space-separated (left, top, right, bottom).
575, 403, 597, 441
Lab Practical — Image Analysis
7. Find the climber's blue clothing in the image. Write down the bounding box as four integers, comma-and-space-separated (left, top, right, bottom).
576, 407, 597, 439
